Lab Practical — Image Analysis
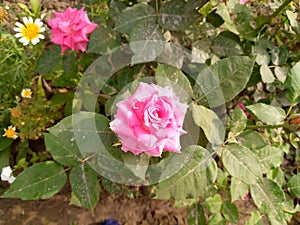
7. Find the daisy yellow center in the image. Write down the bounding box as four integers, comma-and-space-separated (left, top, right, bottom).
5, 128, 15, 139
21, 23, 40, 40
22, 89, 31, 97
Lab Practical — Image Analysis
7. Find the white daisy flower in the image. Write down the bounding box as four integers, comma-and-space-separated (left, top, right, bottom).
14, 16, 45, 45
21, 88, 32, 98
3, 125, 18, 139
1, 166, 16, 184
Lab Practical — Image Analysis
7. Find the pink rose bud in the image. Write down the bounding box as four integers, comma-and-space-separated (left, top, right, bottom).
242, 192, 249, 201
240, 0, 249, 4
237, 103, 250, 117
48, 7, 98, 54
110, 82, 189, 157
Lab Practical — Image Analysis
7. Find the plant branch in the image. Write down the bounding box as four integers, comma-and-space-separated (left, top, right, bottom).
255, 0, 294, 33
246, 123, 286, 130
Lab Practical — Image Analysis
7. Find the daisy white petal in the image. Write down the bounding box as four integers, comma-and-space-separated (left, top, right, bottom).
15, 33, 23, 38
20, 37, 30, 45
23, 17, 29, 24
15, 22, 23, 28
28, 17, 33, 24
38, 34, 45, 39
31, 38, 39, 45
14, 27, 21, 32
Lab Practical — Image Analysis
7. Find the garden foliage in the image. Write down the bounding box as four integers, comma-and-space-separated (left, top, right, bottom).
0, 0, 299, 224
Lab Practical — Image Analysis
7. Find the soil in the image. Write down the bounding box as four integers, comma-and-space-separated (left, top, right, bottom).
0, 183, 188, 225
0, 181, 258, 225
0, 0, 298, 225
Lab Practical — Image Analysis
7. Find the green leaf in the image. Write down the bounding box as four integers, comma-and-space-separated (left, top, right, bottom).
130, 21, 162, 42
230, 177, 248, 202
122, 153, 149, 180
87, 22, 121, 54
156, 64, 194, 100
274, 66, 288, 83
211, 34, 243, 57
229, 106, 247, 135
62, 51, 77, 75
101, 178, 123, 194
285, 61, 300, 104
114, 4, 156, 34
30, 0, 40, 16
17, 3, 33, 16
192, 104, 225, 147
0, 148, 10, 170
286, 10, 300, 38
253, 146, 283, 173
222, 143, 262, 185
246, 103, 286, 125
205, 194, 222, 213
250, 178, 286, 225
288, 173, 300, 198
109, 0, 126, 22
0, 138, 13, 152
206, 9, 224, 27
260, 64, 275, 84
252, 44, 270, 65
188, 203, 206, 224
129, 21, 163, 64
34, 47, 61, 74
44, 132, 82, 167
1, 161, 67, 200
208, 213, 226, 225
271, 46, 289, 66
196, 56, 254, 107
221, 201, 239, 224
267, 167, 285, 187
158, 0, 202, 31
156, 145, 217, 199
245, 211, 264, 225
71, 112, 116, 153
70, 163, 100, 212
237, 130, 267, 150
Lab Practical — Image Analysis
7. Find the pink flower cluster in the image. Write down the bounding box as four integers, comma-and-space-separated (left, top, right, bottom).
48, 7, 98, 54
110, 82, 188, 157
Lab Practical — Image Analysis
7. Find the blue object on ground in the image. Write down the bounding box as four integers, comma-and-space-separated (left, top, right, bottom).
102, 218, 121, 225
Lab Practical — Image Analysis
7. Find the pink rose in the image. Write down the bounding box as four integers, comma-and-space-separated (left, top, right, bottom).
110, 82, 188, 157
48, 7, 98, 54
240, 0, 249, 4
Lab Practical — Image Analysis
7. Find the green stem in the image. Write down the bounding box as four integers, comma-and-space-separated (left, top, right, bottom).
255, 0, 294, 33
246, 123, 286, 130
286, 104, 294, 118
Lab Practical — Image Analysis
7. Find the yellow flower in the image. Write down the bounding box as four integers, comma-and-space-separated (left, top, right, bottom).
0, 6, 8, 25
21, 88, 32, 98
14, 17, 45, 45
3, 126, 18, 139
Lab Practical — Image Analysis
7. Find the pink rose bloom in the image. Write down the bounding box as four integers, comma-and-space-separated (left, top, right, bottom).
110, 82, 188, 157
240, 0, 249, 4
48, 7, 98, 54
237, 103, 250, 117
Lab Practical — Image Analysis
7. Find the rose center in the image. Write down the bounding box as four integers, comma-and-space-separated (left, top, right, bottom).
21, 23, 40, 39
